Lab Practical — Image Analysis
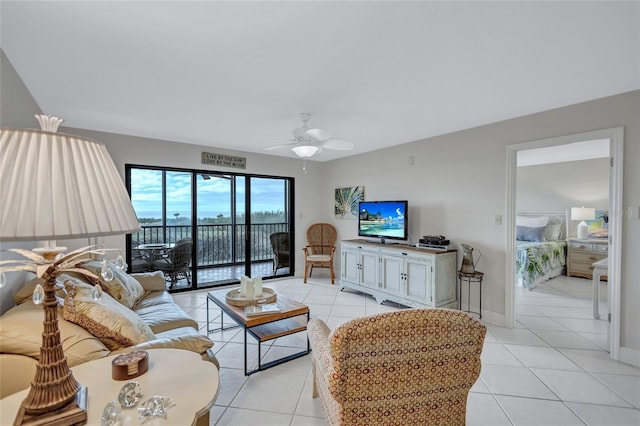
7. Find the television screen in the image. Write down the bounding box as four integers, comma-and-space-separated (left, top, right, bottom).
358, 200, 408, 242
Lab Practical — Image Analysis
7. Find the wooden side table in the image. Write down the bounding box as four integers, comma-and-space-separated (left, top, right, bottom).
457, 271, 484, 319
0, 349, 219, 426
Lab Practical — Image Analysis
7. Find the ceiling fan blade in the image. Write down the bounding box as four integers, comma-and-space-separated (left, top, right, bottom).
264, 141, 298, 151
305, 128, 332, 141
321, 139, 354, 150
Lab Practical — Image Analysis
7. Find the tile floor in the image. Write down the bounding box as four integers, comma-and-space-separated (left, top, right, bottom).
172, 274, 640, 425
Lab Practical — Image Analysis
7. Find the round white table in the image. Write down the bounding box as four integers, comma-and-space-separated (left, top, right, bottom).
0, 349, 219, 426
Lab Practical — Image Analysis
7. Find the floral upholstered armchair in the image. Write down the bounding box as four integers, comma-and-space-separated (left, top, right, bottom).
307, 309, 486, 425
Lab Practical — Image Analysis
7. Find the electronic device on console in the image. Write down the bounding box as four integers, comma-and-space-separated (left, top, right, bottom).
419, 235, 450, 245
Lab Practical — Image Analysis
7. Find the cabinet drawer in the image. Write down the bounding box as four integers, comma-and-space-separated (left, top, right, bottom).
568, 261, 596, 274
568, 251, 606, 263
569, 241, 594, 251
594, 243, 608, 253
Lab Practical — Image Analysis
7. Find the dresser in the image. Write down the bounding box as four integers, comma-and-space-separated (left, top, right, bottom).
566, 238, 608, 279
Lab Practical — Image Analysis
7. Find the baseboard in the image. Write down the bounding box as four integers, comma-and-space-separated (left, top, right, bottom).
619, 346, 640, 368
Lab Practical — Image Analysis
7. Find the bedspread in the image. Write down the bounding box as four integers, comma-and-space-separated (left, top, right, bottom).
516, 240, 567, 289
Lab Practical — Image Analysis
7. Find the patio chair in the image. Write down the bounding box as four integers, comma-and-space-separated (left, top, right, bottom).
152, 238, 192, 288
307, 309, 486, 425
269, 232, 290, 274
303, 223, 337, 284
130, 248, 150, 273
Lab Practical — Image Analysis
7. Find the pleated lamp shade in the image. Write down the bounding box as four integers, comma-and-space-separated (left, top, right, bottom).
0, 116, 140, 241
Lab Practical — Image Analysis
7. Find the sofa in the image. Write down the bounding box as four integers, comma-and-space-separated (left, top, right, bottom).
0, 263, 218, 398
307, 308, 486, 425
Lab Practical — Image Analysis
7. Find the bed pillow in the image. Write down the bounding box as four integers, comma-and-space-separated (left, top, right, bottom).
516, 216, 549, 228
543, 223, 562, 241
516, 226, 546, 242
62, 280, 155, 351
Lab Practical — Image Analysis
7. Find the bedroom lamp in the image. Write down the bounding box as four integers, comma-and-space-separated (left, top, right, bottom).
571, 207, 595, 239
0, 115, 140, 425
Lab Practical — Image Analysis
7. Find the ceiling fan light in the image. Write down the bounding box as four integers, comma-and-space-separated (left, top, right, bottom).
292, 145, 319, 158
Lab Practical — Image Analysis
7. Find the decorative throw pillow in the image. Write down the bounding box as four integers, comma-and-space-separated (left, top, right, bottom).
516, 216, 549, 228
63, 280, 155, 351
79, 260, 147, 309
516, 226, 546, 242
543, 223, 562, 241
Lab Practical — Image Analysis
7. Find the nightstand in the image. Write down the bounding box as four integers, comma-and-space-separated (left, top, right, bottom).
566, 238, 608, 279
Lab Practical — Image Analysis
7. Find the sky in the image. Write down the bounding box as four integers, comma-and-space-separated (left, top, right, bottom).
130, 169, 286, 219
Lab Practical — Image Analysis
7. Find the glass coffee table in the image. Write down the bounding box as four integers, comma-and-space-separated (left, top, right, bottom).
207, 288, 310, 375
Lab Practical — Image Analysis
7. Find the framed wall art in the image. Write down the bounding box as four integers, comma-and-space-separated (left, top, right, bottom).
335, 186, 364, 220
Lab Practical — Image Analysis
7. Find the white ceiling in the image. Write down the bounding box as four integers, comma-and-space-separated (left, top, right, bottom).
1, 1, 638, 161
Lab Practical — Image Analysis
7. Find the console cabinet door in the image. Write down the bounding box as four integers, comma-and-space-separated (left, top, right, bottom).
360, 249, 380, 289
380, 254, 403, 295
341, 246, 360, 286
405, 256, 432, 305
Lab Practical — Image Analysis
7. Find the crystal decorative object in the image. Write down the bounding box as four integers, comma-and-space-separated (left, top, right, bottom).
100, 265, 114, 281
117, 381, 142, 408
138, 396, 175, 423
32, 283, 45, 305
101, 400, 122, 426
114, 255, 126, 271
92, 284, 103, 301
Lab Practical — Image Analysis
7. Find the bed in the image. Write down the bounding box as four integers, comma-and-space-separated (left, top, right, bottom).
515, 212, 568, 290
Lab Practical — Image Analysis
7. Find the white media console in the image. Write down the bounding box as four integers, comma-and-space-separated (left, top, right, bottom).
339, 239, 458, 309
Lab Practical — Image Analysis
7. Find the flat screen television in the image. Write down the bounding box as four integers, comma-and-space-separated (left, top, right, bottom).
358, 200, 408, 243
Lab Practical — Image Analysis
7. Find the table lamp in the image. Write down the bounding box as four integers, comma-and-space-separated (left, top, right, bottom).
0, 115, 140, 425
571, 207, 595, 239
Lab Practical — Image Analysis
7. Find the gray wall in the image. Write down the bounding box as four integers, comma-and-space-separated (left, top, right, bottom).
325, 91, 639, 361
517, 158, 610, 239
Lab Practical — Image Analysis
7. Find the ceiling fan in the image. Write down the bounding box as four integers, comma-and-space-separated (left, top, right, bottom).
266, 113, 354, 158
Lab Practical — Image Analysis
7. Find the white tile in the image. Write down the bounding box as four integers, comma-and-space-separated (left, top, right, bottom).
531, 368, 631, 407
216, 407, 293, 425
470, 377, 491, 394
566, 402, 640, 425
487, 326, 550, 346
213, 368, 249, 406
505, 344, 581, 371
536, 305, 595, 319
294, 373, 325, 418
329, 303, 366, 318
231, 369, 307, 414
482, 342, 524, 366
531, 330, 602, 350
481, 365, 558, 399
495, 395, 584, 425
553, 317, 609, 334
466, 393, 511, 425
593, 373, 640, 408
516, 315, 570, 331
558, 349, 640, 376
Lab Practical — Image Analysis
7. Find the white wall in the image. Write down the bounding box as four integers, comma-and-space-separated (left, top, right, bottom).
325, 90, 640, 359
517, 158, 609, 214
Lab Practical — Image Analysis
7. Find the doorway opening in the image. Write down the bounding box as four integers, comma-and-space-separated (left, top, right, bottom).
505, 127, 623, 360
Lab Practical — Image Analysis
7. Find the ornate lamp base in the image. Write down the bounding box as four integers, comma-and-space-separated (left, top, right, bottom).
14, 386, 87, 426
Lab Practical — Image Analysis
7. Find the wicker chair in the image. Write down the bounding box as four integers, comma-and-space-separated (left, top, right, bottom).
303, 223, 337, 284
269, 232, 290, 274
307, 309, 486, 425
152, 238, 192, 288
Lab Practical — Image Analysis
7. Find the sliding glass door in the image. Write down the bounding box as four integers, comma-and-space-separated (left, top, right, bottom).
126, 165, 294, 291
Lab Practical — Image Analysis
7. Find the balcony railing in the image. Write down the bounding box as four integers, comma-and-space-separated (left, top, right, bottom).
132, 223, 289, 267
